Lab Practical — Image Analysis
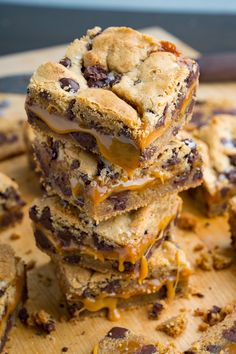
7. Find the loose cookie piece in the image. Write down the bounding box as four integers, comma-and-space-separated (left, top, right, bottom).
93, 326, 180, 353
0, 172, 25, 229
156, 313, 187, 338
185, 308, 236, 353
0, 244, 26, 352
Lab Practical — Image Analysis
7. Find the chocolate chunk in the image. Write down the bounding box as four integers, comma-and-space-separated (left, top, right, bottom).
205, 344, 222, 353
106, 327, 128, 339
40, 207, 53, 231
66, 99, 76, 120
56, 228, 75, 247
163, 148, 180, 168
80, 173, 90, 185
83, 65, 121, 88
59, 57, 72, 68
155, 115, 165, 128
102, 280, 121, 294
34, 229, 56, 254
140, 146, 157, 162
222, 321, 236, 342
18, 307, 29, 325
172, 126, 180, 136
29, 205, 39, 222
226, 169, 236, 183
59, 78, 80, 93
0, 288, 5, 297
174, 172, 190, 186
148, 302, 164, 320
108, 191, 128, 211
67, 303, 83, 316
93, 233, 114, 251
135, 345, 157, 354
61, 347, 68, 353
229, 155, 236, 166
71, 159, 80, 170
82, 288, 93, 298
55, 173, 72, 197
193, 169, 203, 181
205, 306, 221, 325
63, 254, 81, 264
134, 79, 141, 85
39, 90, 51, 100
183, 351, 194, 354
71, 132, 96, 150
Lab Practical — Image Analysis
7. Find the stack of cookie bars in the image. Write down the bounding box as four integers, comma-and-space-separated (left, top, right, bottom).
26, 27, 202, 320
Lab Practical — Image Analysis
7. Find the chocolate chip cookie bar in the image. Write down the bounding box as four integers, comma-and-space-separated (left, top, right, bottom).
228, 196, 236, 251
186, 99, 236, 133
32, 128, 202, 221
55, 240, 190, 321
0, 94, 26, 161
188, 114, 236, 216
93, 326, 179, 354
25, 26, 199, 172
185, 309, 236, 353
0, 244, 26, 352
0, 172, 25, 229
29, 194, 181, 278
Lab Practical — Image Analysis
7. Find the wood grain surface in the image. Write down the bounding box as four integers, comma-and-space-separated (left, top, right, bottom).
0, 27, 235, 354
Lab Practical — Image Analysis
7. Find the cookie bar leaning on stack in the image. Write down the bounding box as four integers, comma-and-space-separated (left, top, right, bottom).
55, 240, 190, 321
26, 26, 199, 172
187, 114, 236, 216
185, 309, 236, 353
32, 129, 202, 221
0, 172, 25, 229
93, 326, 180, 354
29, 194, 181, 278
0, 244, 26, 352
0, 94, 26, 161
228, 196, 236, 251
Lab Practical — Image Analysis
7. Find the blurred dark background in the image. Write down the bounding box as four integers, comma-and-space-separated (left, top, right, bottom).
1, 3, 236, 55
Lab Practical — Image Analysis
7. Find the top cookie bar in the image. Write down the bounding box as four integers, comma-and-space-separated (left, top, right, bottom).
26, 26, 199, 171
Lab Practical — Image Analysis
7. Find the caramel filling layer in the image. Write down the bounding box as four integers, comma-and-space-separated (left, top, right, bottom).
71, 171, 168, 205
27, 83, 195, 172
74, 277, 182, 322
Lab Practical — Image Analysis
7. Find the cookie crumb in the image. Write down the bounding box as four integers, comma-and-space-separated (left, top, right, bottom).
196, 252, 212, 270
193, 308, 205, 317
177, 212, 197, 231
19, 308, 56, 335
192, 292, 204, 298
193, 243, 204, 252
198, 322, 209, 332
212, 252, 232, 270
156, 313, 187, 338
148, 302, 164, 320
26, 260, 36, 271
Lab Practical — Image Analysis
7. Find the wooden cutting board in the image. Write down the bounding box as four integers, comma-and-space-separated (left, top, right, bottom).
0, 27, 236, 354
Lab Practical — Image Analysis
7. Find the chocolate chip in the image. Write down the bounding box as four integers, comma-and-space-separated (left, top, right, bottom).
155, 115, 165, 128
55, 173, 72, 197
86, 42, 92, 51
225, 169, 236, 183
193, 169, 203, 181
82, 288, 93, 298
39, 90, 51, 100
229, 155, 236, 166
40, 207, 53, 231
18, 307, 29, 325
39, 319, 56, 334
59, 78, 80, 93
59, 57, 72, 68
34, 229, 56, 254
67, 303, 83, 316
0, 288, 5, 297
80, 173, 90, 185
93, 233, 114, 251
205, 306, 221, 325
102, 280, 121, 294
140, 146, 157, 162
29, 205, 39, 223
135, 344, 157, 354
63, 254, 81, 264
163, 148, 180, 168
71, 159, 80, 170
174, 172, 189, 186
183, 351, 194, 354
205, 344, 222, 353
172, 126, 180, 136
108, 191, 128, 211
83, 65, 121, 88
71, 132, 96, 151
67, 99, 76, 120
222, 321, 236, 342
134, 79, 141, 85
61, 347, 69, 352
148, 302, 164, 320
106, 327, 128, 339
